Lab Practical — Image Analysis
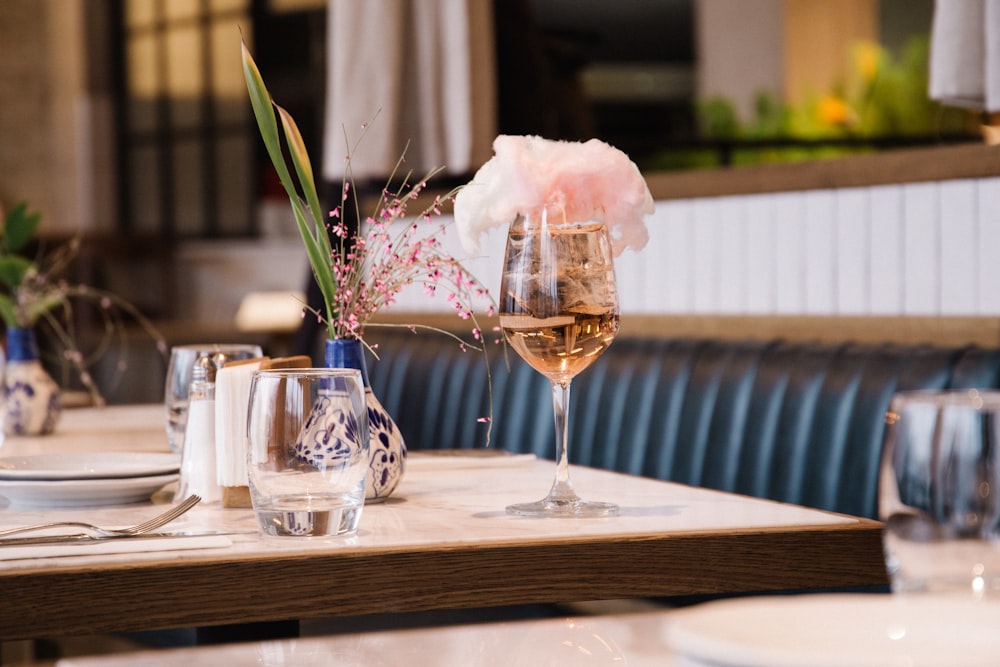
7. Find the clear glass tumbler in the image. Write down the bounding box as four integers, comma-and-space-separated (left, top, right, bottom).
247, 368, 370, 538
880, 389, 1000, 597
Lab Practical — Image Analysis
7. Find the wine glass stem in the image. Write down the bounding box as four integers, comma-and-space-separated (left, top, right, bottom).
548, 379, 581, 503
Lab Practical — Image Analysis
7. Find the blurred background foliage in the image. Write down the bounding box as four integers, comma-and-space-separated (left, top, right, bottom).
645, 36, 979, 171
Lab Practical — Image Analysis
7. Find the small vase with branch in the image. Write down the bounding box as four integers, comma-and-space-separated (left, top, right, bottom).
0, 202, 165, 435
242, 41, 496, 500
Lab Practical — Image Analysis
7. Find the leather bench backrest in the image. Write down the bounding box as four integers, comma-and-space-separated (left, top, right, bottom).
364, 329, 1000, 519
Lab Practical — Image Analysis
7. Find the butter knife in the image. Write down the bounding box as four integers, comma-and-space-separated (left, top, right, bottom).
0, 530, 246, 547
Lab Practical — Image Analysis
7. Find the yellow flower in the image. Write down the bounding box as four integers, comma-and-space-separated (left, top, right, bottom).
818, 95, 852, 126
854, 41, 881, 82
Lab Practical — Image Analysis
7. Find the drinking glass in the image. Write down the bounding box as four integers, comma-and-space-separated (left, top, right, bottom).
247, 368, 369, 537
880, 389, 1000, 597
164, 343, 262, 454
499, 212, 620, 517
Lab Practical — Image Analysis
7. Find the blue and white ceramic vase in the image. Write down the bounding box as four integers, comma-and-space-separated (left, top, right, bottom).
5, 327, 61, 435
325, 338, 406, 502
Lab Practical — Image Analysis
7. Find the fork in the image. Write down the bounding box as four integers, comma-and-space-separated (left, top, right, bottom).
0, 494, 201, 539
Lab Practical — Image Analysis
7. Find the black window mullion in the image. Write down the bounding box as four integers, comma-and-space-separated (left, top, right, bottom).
199, 0, 219, 237
110, 0, 129, 234
154, 0, 176, 240
116, 0, 256, 240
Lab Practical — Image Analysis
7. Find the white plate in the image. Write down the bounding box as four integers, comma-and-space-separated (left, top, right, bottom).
0, 453, 180, 481
0, 473, 179, 508
667, 593, 1000, 667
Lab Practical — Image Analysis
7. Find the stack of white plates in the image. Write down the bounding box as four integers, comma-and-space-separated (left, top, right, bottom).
0, 453, 180, 507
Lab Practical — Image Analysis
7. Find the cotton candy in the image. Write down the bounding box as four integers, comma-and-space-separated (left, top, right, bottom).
453, 135, 654, 257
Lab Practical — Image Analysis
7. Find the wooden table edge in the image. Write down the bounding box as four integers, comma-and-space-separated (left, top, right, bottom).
0, 519, 887, 641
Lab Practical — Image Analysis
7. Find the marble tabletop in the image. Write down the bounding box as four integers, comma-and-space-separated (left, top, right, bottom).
0, 405, 887, 642
55, 609, 687, 666
53, 593, 1000, 667
0, 403, 171, 457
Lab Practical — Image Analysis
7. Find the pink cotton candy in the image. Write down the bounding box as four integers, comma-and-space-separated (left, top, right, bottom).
453, 135, 654, 257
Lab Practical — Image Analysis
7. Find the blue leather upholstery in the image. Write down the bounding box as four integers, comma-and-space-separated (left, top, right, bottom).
363, 329, 1000, 519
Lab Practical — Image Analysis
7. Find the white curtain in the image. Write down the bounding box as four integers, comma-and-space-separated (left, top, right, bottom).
929, 0, 1000, 111
322, 0, 496, 182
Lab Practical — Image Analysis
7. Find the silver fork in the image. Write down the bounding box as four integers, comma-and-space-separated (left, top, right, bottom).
0, 494, 201, 539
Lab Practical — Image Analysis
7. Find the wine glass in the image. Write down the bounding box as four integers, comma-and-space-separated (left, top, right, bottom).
499, 211, 621, 517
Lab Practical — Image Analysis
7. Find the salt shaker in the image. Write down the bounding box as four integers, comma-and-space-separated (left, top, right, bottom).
177, 353, 222, 502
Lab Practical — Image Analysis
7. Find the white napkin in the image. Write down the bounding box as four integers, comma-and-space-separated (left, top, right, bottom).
929, 0, 1000, 111
0, 534, 232, 561
215, 361, 262, 488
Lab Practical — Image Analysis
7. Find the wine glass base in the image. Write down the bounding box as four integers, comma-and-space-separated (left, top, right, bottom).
506, 497, 619, 518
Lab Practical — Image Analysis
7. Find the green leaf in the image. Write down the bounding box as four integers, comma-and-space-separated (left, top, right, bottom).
289, 197, 337, 328
242, 39, 337, 337
4, 201, 40, 254
276, 103, 325, 232
0, 295, 16, 328
242, 40, 311, 225
0, 255, 33, 289
275, 102, 334, 288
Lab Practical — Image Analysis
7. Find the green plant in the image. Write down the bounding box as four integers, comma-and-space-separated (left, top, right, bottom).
688, 35, 978, 169
0, 202, 63, 328
0, 201, 165, 404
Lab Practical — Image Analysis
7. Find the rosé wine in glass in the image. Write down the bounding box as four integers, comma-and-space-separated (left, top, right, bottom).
499, 214, 620, 517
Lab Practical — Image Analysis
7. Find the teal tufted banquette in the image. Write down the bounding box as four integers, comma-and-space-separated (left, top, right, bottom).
362, 328, 1000, 520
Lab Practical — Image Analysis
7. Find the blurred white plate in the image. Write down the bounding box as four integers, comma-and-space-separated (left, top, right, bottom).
667, 593, 1000, 667
0, 453, 180, 481
0, 473, 179, 508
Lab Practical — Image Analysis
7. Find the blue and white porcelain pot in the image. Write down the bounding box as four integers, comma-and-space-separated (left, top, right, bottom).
325, 338, 406, 502
5, 327, 61, 435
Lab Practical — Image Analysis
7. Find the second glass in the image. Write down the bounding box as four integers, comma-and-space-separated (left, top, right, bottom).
880, 389, 1000, 597
164, 343, 262, 454
247, 368, 370, 538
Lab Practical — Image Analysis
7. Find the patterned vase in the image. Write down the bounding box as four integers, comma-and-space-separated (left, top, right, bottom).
5, 327, 61, 435
325, 338, 406, 502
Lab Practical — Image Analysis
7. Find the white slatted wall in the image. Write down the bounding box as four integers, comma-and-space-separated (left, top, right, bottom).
387, 176, 1000, 319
